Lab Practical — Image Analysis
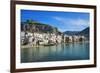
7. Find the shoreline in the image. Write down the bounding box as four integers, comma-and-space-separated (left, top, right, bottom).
21, 41, 89, 49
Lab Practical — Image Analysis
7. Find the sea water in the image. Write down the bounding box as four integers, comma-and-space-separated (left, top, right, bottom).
21, 41, 89, 63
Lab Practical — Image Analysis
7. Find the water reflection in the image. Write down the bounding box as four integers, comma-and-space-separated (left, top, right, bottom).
21, 42, 89, 63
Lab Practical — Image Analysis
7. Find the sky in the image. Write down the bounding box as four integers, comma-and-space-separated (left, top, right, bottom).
21, 9, 90, 32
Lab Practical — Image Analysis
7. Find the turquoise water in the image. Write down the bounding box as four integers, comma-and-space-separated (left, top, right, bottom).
21, 42, 89, 63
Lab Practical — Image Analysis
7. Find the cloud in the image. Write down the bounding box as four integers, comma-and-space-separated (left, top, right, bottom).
53, 16, 89, 27
70, 18, 89, 26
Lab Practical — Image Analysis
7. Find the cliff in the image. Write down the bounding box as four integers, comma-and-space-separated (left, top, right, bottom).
21, 20, 60, 34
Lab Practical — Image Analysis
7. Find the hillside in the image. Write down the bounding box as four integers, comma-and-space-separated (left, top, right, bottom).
64, 27, 89, 38
79, 27, 89, 38
21, 20, 60, 33
63, 31, 79, 35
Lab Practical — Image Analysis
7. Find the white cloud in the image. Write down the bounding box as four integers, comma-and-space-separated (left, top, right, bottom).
70, 18, 89, 26
53, 17, 69, 25
53, 16, 89, 26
